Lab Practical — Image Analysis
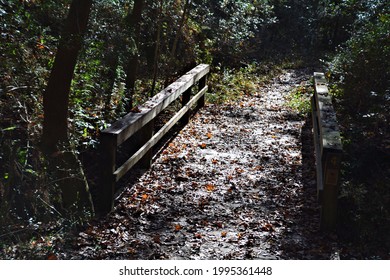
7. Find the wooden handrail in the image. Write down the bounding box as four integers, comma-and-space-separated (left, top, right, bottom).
311, 72, 343, 230
98, 64, 210, 214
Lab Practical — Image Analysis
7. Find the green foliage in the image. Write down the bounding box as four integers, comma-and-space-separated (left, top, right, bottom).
191, 0, 276, 64
322, 0, 390, 252
327, 1, 390, 112
286, 85, 312, 116
207, 63, 260, 104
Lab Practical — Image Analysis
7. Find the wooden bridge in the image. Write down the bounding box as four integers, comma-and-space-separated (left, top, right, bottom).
97, 64, 342, 230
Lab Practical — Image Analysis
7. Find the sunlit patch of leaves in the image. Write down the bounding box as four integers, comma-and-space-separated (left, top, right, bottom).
285, 84, 312, 116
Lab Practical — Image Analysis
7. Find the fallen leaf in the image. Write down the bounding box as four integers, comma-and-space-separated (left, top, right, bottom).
131, 106, 141, 113
47, 253, 58, 260
221, 231, 227, 237
215, 222, 223, 228
206, 132, 213, 139
261, 223, 275, 232
206, 184, 216, 192
153, 235, 161, 244
235, 168, 244, 174
199, 143, 207, 149
174, 224, 182, 232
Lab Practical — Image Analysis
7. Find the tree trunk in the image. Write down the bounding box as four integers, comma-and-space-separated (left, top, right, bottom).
150, 0, 164, 97
41, 0, 94, 217
164, 0, 191, 87
103, 45, 119, 119
123, 0, 145, 110
42, 0, 93, 153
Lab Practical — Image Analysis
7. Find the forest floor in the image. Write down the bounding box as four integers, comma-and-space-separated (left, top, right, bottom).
54, 67, 346, 260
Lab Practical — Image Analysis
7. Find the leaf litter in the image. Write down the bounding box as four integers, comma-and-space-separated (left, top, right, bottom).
47, 69, 348, 259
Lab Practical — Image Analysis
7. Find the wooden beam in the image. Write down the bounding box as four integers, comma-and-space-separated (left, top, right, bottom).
313, 72, 343, 231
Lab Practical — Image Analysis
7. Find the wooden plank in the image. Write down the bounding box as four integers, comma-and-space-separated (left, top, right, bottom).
114, 85, 208, 181
314, 73, 342, 151
313, 72, 343, 230
102, 64, 210, 146
311, 96, 323, 200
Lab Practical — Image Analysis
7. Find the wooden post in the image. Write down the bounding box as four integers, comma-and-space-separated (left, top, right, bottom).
136, 119, 154, 169
180, 87, 192, 124
321, 150, 342, 230
197, 75, 207, 109
99, 133, 117, 214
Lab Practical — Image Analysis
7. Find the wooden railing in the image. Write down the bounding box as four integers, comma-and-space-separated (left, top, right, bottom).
311, 72, 343, 230
98, 64, 210, 213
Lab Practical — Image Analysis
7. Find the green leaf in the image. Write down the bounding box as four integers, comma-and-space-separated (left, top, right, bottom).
2, 126, 16, 131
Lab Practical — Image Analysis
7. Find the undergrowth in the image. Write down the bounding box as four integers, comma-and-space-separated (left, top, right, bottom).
285, 84, 312, 116
329, 84, 390, 258
206, 60, 293, 104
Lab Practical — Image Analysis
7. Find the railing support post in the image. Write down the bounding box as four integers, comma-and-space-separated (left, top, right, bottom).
180, 87, 192, 124
99, 133, 117, 214
136, 119, 154, 169
197, 75, 207, 109
320, 150, 342, 230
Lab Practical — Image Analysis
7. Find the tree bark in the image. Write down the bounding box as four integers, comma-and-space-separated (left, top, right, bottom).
41, 0, 95, 217
150, 0, 164, 97
165, 0, 191, 86
42, 0, 93, 153
124, 0, 145, 110
103, 45, 119, 118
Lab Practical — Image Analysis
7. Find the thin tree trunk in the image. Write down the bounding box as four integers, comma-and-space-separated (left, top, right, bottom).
41, 0, 95, 216
151, 0, 164, 97
164, 0, 191, 86
42, 0, 93, 153
124, 0, 145, 110
103, 46, 119, 118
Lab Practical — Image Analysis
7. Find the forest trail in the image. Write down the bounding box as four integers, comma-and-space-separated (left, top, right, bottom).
66, 68, 341, 260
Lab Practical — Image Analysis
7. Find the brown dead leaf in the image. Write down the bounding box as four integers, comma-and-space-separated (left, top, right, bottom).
215, 221, 223, 228
174, 224, 182, 232
130, 106, 141, 113
199, 143, 207, 149
47, 253, 58, 260
206, 183, 216, 192
206, 132, 213, 139
221, 231, 227, 237
235, 168, 244, 174
141, 194, 148, 202
153, 235, 161, 244
261, 223, 275, 232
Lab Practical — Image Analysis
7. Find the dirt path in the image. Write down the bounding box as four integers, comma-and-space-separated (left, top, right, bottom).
65, 68, 341, 260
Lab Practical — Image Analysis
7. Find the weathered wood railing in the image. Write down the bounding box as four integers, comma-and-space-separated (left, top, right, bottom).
311, 72, 343, 230
98, 64, 210, 214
